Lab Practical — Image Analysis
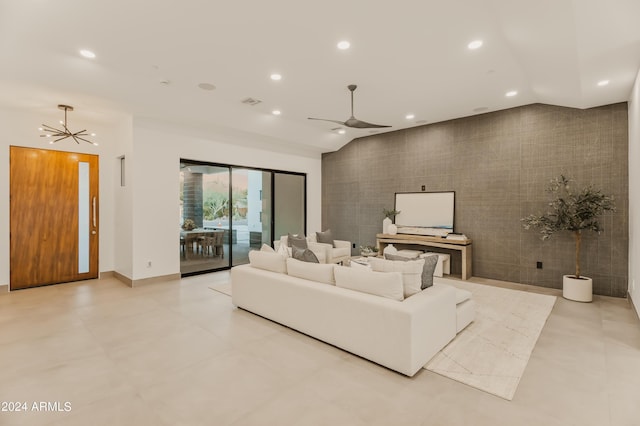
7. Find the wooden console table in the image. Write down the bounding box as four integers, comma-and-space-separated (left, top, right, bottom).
376, 233, 473, 280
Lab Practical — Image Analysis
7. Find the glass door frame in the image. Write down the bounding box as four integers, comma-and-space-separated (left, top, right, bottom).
180, 158, 307, 277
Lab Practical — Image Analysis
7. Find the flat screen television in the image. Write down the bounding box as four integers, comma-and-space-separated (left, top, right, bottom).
394, 191, 455, 233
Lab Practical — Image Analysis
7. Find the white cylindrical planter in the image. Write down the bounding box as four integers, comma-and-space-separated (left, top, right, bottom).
383, 217, 392, 234
562, 275, 593, 302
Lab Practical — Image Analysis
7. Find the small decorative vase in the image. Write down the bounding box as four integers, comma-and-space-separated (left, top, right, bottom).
383, 217, 392, 234
388, 224, 398, 235
383, 244, 398, 256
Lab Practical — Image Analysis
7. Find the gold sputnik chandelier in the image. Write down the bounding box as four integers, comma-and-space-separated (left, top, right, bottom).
39, 105, 98, 146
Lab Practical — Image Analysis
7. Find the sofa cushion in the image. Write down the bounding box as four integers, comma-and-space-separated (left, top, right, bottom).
277, 241, 290, 258
248, 250, 287, 274
385, 253, 438, 289
334, 265, 404, 301
455, 288, 472, 304
260, 243, 275, 252
316, 229, 335, 247
287, 233, 308, 249
292, 245, 320, 263
369, 257, 425, 298
286, 258, 335, 285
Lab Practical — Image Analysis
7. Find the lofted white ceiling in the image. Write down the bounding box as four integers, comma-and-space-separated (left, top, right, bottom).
1, 0, 639, 154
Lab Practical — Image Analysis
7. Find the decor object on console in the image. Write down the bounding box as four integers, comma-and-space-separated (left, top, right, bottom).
383, 217, 392, 234
39, 105, 98, 145
388, 223, 398, 235
383, 243, 398, 256
382, 208, 400, 234
521, 175, 615, 302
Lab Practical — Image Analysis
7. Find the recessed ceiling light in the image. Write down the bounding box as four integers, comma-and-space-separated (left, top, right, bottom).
468, 40, 483, 50
270, 73, 282, 81
337, 40, 351, 50
405, 114, 415, 120
197, 82, 216, 91
505, 90, 518, 97
272, 110, 281, 115
597, 80, 610, 86
337, 129, 346, 135
79, 49, 96, 59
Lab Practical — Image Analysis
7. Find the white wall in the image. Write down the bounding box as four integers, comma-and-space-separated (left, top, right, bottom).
0, 107, 127, 288
629, 68, 640, 313
112, 115, 134, 279
128, 118, 322, 280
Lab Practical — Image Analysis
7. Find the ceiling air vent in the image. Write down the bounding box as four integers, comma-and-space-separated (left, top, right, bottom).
241, 97, 262, 106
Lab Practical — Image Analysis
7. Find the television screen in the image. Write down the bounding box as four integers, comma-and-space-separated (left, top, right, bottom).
394, 191, 455, 233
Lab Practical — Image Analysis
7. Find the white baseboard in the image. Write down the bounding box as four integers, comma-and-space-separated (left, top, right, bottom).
630, 292, 639, 321
113, 271, 180, 288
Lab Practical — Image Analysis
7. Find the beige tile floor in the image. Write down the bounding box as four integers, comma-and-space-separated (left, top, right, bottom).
1, 272, 639, 426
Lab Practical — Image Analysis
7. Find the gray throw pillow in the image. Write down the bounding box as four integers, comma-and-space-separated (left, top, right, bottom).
292, 245, 320, 263
287, 233, 308, 249
385, 253, 438, 289
420, 254, 439, 289
316, 229, 335, 247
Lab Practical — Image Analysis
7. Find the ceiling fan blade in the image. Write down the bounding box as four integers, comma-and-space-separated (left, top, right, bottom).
308, 84, 392, 129
344, 117, 391, 128
307, 117, 347, 126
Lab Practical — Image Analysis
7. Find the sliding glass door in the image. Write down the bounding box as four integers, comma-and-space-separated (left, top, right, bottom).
231, 169, 272, 267
180, 160, 305, 276
274, 173, 306, 239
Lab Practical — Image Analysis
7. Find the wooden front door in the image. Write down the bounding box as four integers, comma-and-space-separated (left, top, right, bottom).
10, 146, 99, 290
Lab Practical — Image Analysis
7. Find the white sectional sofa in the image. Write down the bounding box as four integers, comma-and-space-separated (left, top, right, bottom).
231, 251, 473, 377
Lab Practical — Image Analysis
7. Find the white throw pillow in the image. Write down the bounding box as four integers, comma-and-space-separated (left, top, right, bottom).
369, 257, 425, 298
286, 258, 335, 285
334, 266, 404, 301
260, 243, 275, 252
277, 241, 290, 258
248, 250, 287, 274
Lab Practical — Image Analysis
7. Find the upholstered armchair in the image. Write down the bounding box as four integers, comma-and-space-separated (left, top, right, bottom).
274, 235, 327, 263
306, 230, 351, 264
273, 231, 351, 264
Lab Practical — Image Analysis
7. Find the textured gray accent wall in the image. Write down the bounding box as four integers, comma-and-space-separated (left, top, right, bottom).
322, 103, 629, 297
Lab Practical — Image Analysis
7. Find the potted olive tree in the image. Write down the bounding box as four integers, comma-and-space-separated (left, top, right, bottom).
521, 175, 615, 302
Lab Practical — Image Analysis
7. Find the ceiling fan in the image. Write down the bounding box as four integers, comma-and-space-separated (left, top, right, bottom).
308, 84, 391, 129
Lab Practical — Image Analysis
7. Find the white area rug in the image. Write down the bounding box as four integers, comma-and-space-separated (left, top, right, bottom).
425, 279, 556, 400
209, 281, 232, 297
